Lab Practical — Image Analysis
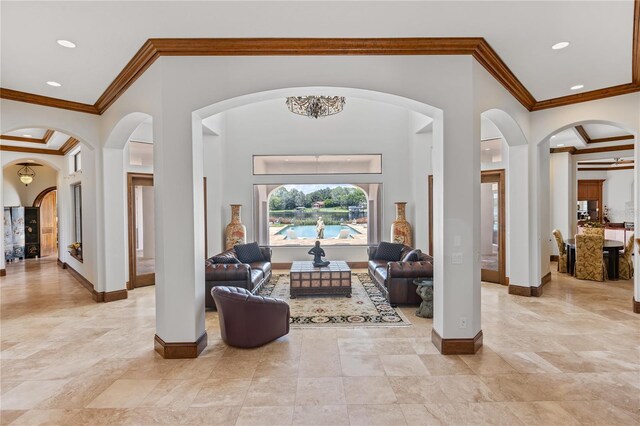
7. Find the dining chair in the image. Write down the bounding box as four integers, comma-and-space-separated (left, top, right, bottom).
575, 234, 605, 282
618, 233, 634, 280
552, 229, 567, 273
582, 227, 605, 237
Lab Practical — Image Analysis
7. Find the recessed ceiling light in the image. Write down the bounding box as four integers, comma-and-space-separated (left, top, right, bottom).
56, 39, 76, 49
22, 134, 32, 138
484, 148, 491, 151
552, 41, 570, 50
47, 81, 62, 87
557, 144, 565, 147
570, 84, 584, 90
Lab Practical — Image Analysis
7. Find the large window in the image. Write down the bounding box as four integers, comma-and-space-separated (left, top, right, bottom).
72, 183, 82, 259
253, 183, 383, 247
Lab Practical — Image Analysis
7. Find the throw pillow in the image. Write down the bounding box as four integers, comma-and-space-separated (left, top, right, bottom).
402, 249, 422, 262
211, 255, 240, 264
234, 242, 264, 264
374, 242, 405, 261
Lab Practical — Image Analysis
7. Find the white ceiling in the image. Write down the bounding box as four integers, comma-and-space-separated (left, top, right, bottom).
1, 129, 71, 150
550, 123, 632, 148
4, 128, 47, 139
0, 1, 634, 104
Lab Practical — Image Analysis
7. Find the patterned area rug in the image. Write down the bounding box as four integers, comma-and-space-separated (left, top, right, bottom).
259, 273, 411, 327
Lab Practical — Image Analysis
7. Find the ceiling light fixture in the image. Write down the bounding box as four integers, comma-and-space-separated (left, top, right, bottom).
56, 39, 76, 48
16, 163, 39, 186
484, 148, 491, 151
286, 96, 345, 119
552, 41, 570, 50
47, 81, 62, 87
570, 84, 584, 90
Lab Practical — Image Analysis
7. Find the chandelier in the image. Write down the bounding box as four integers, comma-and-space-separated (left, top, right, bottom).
16, 163, 38, 186
286, 96, 345, 119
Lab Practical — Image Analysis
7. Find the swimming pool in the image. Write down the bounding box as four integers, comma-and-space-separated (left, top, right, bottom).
276, 225, 361, 239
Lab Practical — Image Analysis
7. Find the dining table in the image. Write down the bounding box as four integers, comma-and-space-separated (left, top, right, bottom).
565, 238, 624, 280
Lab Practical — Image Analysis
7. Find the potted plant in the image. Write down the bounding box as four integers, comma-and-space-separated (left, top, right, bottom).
68, 242, 82, 259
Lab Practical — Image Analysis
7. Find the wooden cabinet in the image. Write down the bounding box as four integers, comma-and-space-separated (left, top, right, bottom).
578, 180, 604, 222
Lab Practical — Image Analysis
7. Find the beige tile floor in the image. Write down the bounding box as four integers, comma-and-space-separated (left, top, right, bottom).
1, 258, 639, 425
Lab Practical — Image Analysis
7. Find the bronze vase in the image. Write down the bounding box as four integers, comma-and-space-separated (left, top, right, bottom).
225, 204, 247, 250
391, 202, 412, 246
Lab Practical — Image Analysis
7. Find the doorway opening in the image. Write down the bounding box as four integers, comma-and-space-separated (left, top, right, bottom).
33, 187, 58, 257
480, 169, 506, 284
127, 173, 155, 289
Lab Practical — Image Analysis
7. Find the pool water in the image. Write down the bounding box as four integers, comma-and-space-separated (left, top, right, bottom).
277, 225, 361, 239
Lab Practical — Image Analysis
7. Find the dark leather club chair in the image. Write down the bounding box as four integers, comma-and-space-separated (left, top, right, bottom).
211, 286, 290, 348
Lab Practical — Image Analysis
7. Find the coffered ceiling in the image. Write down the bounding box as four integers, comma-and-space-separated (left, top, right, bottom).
0, 1, 637, 112
0, 128, 79, 156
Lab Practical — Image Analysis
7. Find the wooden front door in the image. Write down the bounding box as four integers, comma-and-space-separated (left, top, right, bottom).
39, 190, 57, 257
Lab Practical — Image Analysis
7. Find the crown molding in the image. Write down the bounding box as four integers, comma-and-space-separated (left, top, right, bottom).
0, 145, 64, 156
0, 136, 79, 156
0, 88, 99, 114
1, 3, 639, 117
550, 143, 635, 155
530, 82, 640, 111
59, 137, 80, 155
578, 165, 634, 171
0, 128, 55, 144
550, 146, 578, 154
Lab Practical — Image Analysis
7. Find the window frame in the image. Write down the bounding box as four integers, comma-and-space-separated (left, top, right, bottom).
72, 182, 83, 261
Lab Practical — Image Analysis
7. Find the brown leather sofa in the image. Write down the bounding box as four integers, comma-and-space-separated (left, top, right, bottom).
211, 286, 290, 348
368, 244, 433, 305
205, 246, 272, 309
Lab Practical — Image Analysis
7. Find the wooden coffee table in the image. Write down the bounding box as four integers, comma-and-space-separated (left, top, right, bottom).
289, 261, 352, 298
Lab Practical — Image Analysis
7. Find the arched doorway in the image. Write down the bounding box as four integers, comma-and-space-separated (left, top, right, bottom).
33, 187, 58, 257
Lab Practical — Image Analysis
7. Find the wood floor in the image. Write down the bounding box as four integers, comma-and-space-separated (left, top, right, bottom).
0, 258, 638, 425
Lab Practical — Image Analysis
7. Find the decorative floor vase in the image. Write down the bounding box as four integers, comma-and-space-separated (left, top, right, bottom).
391, 202, 413, 246
225, 204, 247, 250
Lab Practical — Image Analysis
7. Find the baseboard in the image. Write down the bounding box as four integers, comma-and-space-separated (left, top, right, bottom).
273, 261, 368, 270
431, 329, 483, 355
154, 332, 208, 359
634, 298, 640, 314
508, 284, 532, 297
103, 289, 129, 302
504, 276, 509, 286
508, 272, 550, 298
57, 258, 66, 269
64, 262, 127, 303
550, 255, 559, 262
0, 268, 5, 277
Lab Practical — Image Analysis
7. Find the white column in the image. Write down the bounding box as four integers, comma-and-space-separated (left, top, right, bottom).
154, 105, 206, 356
507, 144, 533, 288
100, 147, 128, 293
432, 106, 482, 353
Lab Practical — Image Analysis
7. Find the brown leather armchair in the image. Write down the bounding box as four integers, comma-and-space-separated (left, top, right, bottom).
205, 246, 272, 309
211, 286, 290, 348
368, 244, 433, 305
